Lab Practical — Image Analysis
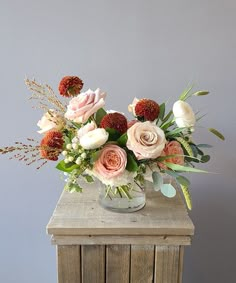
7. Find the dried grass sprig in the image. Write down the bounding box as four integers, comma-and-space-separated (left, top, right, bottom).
25, 78, 66, 113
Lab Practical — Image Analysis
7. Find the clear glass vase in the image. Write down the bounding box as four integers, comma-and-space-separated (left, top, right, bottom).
98, 180, 146, 213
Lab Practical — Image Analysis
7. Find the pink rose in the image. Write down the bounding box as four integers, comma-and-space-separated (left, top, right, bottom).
77, 121, 97, 139
127, 121, 166, 160
162, 141, 184, 165
94, 144, 127, 179
65, 88, 106, 123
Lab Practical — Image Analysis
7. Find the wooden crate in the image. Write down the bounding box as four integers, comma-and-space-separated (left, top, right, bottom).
47, 184, 194, 283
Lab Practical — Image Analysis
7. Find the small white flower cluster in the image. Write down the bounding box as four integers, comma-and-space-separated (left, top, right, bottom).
62, 137, 87, 165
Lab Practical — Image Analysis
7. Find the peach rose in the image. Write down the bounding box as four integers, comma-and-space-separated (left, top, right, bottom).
162, 141, 184, 165
94, 144, 127, 179
65, 88, 106, 123
127, 121, 166, 160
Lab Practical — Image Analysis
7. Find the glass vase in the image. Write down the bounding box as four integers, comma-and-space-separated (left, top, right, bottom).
98, 180, 146, 213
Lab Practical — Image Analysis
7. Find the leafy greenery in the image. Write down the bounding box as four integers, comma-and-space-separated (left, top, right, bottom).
95, 108, 107, 126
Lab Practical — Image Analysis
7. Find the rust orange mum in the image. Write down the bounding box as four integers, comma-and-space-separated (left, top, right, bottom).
135, 99, 160, 121
58, 76, 83, 97
40, 131, 64, 161
100, 113, 128, 134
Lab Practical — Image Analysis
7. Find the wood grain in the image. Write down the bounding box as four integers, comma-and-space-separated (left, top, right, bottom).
130, 245, 155, 283
47, 183, 194, 237
52, 235, 191, 246
57, 245, 81, 283
154, 246, 180, 283
106, 245, 130, 283
81, 245, 105, 283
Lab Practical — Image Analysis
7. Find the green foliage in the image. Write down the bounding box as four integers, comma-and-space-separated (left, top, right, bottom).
106, 128, 121, 141
208, 128, 225, 140
95, 108, 107, 126
175, 137, 194, 157
179, 84, 194, 101
152, 171, 163, 191
83, 175, 94, 183
193, 90, 209, 96
161, 184, 176, 198
56, 160, 80, 173
126, 153, 138, 172
164, 162, 209, 173
117, 133, 128, 147
158, 103, 165, 121
181, 185, 192, 210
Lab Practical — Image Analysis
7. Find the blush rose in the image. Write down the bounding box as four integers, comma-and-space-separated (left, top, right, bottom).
126, 121, 166, 160
162, 141, 184, 166
65, 88, 106, 123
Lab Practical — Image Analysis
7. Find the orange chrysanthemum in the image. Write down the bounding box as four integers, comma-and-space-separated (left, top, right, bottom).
100, 113, 128, 134
135, 99, 160, 121
58, 76, 84, 97
40, 131, 64, 161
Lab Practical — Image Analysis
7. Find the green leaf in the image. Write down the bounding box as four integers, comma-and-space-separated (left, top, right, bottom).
201, 155, 210, 163
197, 144, 213, 148
56, 160, 80, 173
179, 84, 194, 101
106, 128, 121, 141
71, 122, 81, 129
176, 175, 191, 187
83, 175, 94, 183
189, 144, 199, 157
175, 137, 194, 157
160, 119, 174, 130
158, 103, 165, 120
163, 162, 209, 173
193, 90, 209, 96
117, 133, 128, 147
95, 108, 107, 126
164, 170, 179, 178
126, 153, 138, 172
181, 185, 192, 210
90, 151, 101, 162
208, 128, 225, 141
161, 184, 176, 198
166, 127, 186, 137
160, 110, 173, 125
152, 171, 163, 191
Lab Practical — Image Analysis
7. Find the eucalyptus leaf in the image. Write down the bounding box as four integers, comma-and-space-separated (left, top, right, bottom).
161, 184, 176, 198
152, 171, 163, 191
201, 155, 210, 163
83, 175, 94, 183
197, 144, 213, 148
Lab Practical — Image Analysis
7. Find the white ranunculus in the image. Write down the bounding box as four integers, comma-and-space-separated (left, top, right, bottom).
172, 100, 196, 128
77, 121, 97, 139
128, 97, 139, 116
79, 128, 109, 150
37, 109, 65, 134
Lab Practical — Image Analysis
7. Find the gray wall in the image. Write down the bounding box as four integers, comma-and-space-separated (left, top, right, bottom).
0, 1, 234, 282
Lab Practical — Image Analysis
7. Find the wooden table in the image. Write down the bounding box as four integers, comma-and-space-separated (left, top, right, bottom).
47, 183, 194, 283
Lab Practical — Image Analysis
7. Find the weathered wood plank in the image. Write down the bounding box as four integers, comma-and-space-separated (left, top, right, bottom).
178, 246, 185, 283
154, 246, 180, 283
106, 245, 130, 283
130, 245, 154, 283
47, 183, 194, 237
81, 245, 105, 283
52, 235, 191, 246
57, 245, 81, 283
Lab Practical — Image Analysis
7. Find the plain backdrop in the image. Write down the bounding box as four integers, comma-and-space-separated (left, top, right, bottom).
0, 0, 235, 282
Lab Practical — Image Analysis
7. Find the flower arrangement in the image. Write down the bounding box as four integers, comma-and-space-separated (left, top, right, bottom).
0, 76, 224, 210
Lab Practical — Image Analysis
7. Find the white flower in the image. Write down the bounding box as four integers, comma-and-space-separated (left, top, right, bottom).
173, 100, 196, 128
128, 97, 139, 116
79, 128, 109, 150
77, 121, 97, 139
37, 109, 65, 134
